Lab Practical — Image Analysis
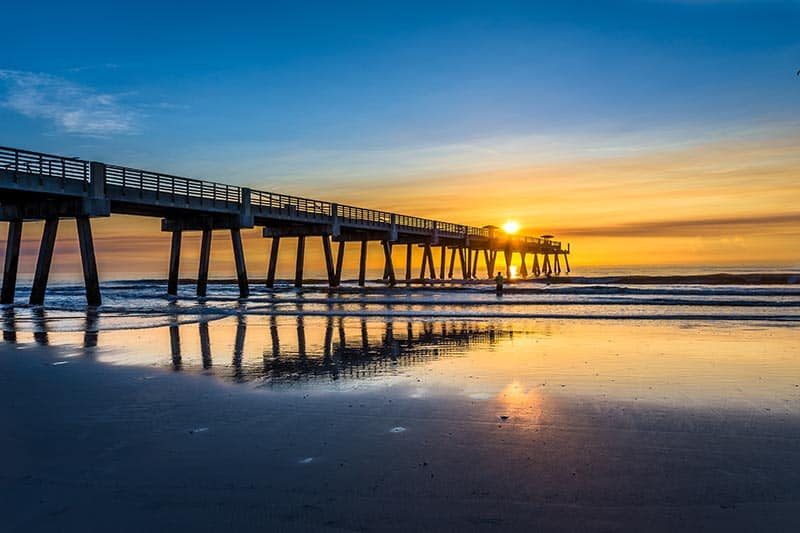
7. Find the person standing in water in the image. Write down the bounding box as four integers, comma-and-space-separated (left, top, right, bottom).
495, 271, 504, 295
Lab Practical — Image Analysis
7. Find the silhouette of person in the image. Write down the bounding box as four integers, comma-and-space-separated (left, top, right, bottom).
495, 271, 504, 295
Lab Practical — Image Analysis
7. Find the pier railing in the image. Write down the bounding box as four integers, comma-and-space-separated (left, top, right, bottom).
0, 146, 89, 187
106, 164, 241, 206
1, 145, 560, 247
251, 190, 331, 218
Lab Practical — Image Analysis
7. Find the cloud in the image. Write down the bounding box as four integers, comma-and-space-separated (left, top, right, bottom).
0, 69, 139, 136
554, 212, 800, 238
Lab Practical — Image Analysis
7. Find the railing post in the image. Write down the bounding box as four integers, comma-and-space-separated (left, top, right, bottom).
89, 162, 106, 198
87, 162, 110, 216
390, 213, 398, 242
432, 221, 439, 245
240, 187, 253, 228
331, 203, 340, 237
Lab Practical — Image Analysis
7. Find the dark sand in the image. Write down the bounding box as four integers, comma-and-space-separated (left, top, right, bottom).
2, 341, 800, 532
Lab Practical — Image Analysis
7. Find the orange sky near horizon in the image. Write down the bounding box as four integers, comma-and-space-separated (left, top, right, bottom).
2, 131, 799, 281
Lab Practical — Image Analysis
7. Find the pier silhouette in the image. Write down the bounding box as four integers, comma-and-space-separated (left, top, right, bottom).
1, 146, 570, 306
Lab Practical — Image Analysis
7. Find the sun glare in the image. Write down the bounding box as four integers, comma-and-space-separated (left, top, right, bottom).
502, 220, 520, 234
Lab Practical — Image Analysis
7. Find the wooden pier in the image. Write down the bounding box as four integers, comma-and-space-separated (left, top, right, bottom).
0, 146, 570, 305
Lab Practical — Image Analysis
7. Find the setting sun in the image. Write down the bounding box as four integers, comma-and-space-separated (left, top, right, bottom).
502, 220, 520, 234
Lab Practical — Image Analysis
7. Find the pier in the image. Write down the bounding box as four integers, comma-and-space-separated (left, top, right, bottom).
0, 146, 570, 305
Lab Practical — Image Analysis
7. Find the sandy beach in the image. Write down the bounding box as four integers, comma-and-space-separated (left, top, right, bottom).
2, 311, 799, 532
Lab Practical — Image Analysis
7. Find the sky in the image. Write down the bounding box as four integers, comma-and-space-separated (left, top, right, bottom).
1, 0, 799, 279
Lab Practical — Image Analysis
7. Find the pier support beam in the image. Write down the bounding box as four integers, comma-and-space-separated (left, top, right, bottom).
459, 248, 468, 280
425, 244, 436, 280
406, 243, 413, 281
439, 246, 446, 279
448, 248, 456, 279
520, 252, 528, 278
554, 253, 561, 275
76, 217, 101, 306
322, 236, 335, 285
418, 243, 435, 280
358, 240, 367, 287
471, 249, 479, 280
488, 251, 497, 278
564, 253, 571, 273
167, 230, 182, 296
295, 236, 306, 288
504, 248, 512, 279
382, 243, 393, 280
231, 228, 249, 298
333, 241, 345, 286
533, 254, 541, 277
1, 220, 23, 305
382, 241, 396, 285
266, 237, 280, 288
197, 229, 212, 297
30, 218, 60, 305
483, 250, 491, 279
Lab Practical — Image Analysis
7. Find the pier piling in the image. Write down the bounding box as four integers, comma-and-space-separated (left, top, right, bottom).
1, 220, 22, 304
197, 229, 212, 297
76, 217, 101, 306
358, 240, 367, 287
295, 236, 306, 288
231, 228, 249, 298
167, 230, 182, 296
30, 218, 59, 305
266, 237, 280, 288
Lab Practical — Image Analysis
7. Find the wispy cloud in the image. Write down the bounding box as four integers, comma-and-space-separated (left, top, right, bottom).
553, 212, 800, 238
65, 63, 120, 73
0, 69, 139, 136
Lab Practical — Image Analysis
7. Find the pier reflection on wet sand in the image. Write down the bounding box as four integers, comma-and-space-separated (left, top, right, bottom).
4, 306, 514, 384
3, 306, 799, 412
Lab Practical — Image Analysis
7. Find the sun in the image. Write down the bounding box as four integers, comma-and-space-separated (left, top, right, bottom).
502, 220, 520, 234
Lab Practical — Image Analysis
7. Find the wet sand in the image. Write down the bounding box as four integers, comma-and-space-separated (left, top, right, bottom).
2, 329, 800, 532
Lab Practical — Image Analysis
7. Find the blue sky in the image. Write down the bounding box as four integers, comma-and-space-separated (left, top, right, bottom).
3, 1, 800, 270
2, 0, 798, 183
